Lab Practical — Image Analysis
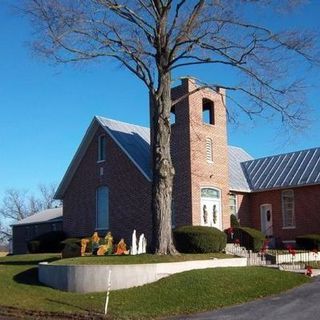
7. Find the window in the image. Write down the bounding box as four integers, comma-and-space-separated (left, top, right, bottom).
201, 188, 220, 199
170, 106, 176, 125
51, 223, 57, 231
96, 186, 109, 229
282, 190, 295, 228
202, 99, 215, 125
98, 135, 106, 161
229, 194, 237, 217
206, 138, 213, 162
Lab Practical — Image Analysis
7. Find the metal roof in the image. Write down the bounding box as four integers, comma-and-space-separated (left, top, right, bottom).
228, 146, 253, 192
242, 147, 320, 191
96, 117, 152, 179
55, 116, 320, 198
12, 207, 63, 226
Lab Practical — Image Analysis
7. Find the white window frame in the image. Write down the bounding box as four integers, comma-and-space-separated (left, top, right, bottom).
229, 193, 238, 218
96, 186, 109, 230
97, 134, 106, 162
282, 189, 295, 229
205, 138, 213, 163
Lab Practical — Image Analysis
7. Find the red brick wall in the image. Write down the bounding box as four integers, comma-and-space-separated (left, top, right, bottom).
171, 78, 230, 230
235, 193, 251, 227
12, 221, 63, 254
249, 185, 320, 245
63, 126, 152, 245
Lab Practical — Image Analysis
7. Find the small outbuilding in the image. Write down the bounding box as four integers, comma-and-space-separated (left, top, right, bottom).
11, 207, 63, 254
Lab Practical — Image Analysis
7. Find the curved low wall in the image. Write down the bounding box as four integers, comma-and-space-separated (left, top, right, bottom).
38, 257, 247, 293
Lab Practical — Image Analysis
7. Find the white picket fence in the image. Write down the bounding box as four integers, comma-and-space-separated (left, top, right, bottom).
225, 244, 267, 266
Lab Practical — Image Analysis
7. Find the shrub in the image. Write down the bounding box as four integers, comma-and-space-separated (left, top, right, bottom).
61, 242, 81, 258
230, 214, 240, 227
27, 231, 66, 253
173, 226, 227, 253
226, 227, 265, 252
296, 234, 320, 250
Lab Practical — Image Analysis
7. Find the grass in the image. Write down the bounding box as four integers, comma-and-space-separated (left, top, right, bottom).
0, 254, 311, 319
52, 252, 232, 265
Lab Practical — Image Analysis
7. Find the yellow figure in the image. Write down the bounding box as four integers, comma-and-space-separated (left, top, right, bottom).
105, 232, 114, 255
80, 238, 90, 256
92, 232, 100, 244
97, 245, 108, 256
91, 232, 100, 255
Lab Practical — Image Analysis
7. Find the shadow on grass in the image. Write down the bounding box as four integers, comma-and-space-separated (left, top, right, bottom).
0, 257, 60, 266
13, 267, 46, 287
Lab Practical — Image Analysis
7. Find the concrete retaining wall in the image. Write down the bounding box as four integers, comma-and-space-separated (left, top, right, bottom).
38, 257, 247, 293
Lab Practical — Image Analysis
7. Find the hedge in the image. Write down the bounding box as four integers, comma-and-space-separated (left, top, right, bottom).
173, 226, 227, 253
296, 234, 320, 250
226, 227, 265, 252
27, 231, 66, 253
230, 214, 240, 227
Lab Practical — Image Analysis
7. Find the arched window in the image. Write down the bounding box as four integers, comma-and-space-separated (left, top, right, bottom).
202, 99, 215, 125
98, 134, 106, 161
201, 188, 220, 199
96, 186, 109, 229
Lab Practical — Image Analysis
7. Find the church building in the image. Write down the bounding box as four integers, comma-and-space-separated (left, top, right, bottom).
12, 78, 320, 253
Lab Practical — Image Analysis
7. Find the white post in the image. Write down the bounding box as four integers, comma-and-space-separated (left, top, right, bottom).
104, 269, 112, 316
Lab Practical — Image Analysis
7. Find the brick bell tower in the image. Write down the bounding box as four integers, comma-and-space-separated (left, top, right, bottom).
170, 78, 230, 230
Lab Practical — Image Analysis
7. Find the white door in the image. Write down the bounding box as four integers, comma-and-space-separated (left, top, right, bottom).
200, 188, 222, 230
260, 204, 273, 236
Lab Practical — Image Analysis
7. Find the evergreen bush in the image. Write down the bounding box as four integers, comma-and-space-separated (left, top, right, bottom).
173, 226, 227, 253
296, 234, 320, 250
226, 227, 265, 252
230, 214, 240, 227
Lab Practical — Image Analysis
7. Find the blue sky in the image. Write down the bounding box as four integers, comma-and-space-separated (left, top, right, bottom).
0, 1, 319, 200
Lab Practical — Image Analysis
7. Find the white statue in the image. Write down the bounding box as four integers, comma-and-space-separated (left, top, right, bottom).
131, 229, 137, 255
142, 236, 147, 254
138, 233, 145, 254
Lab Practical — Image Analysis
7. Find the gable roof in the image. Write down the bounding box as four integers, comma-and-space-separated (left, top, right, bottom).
12, 207, 63, 227
96, 117, 152, 179
55, 116, 252, 198
242, 147, 320, 192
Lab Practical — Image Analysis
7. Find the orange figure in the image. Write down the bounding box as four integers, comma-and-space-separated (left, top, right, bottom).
115, 238, 129, 255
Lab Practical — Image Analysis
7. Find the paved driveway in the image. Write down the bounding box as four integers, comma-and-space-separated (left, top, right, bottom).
172, 276, 320, 320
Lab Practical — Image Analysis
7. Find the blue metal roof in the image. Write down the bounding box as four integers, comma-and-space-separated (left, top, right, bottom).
242, 147, 320, 191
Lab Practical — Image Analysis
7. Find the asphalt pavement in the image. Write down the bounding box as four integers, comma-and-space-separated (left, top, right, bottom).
171, 276, 320, 320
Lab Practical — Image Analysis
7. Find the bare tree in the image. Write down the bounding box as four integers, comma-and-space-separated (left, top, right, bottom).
21, 0, 319, 254
0, 220, 11, 244
0, 184, 60, 241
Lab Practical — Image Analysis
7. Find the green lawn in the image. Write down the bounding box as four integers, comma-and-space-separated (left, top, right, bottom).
0, 254, 311, 319
52, 252, 233, 265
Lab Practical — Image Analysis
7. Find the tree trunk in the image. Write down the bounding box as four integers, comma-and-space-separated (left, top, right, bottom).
151, 72, 178, 255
